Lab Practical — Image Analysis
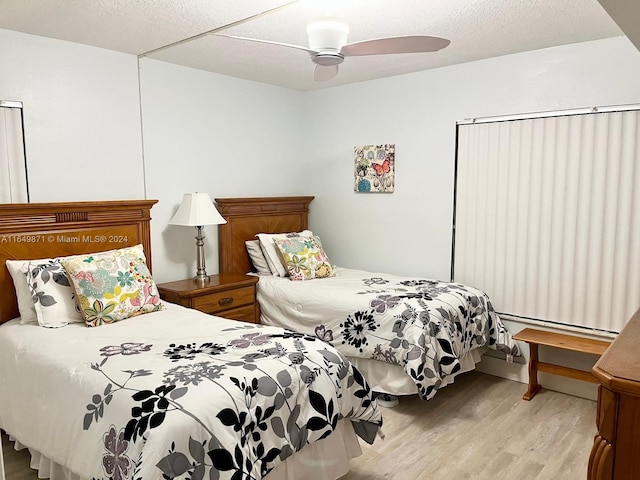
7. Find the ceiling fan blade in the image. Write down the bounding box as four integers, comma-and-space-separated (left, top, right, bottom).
341, 36, 450, 56
314, 64, 339, 82
214, 34, 317, 54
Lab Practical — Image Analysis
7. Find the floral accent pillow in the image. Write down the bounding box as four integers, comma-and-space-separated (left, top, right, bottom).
25, 259, 83, 328
61, 244, 164, 327
274, 235, 337, 281
256, 230, 313, 277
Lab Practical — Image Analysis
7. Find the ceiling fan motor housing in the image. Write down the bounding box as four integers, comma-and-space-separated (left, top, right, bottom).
307, 17, 349, 52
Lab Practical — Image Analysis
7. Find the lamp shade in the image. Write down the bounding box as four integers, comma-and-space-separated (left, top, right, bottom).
168, 192, 227, 226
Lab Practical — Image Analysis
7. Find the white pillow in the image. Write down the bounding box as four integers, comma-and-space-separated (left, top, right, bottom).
259, 240, 281, 276
6, 259, 38, 324
245, 240, 272, 275
256, 230, 313, 277
24, 259, 83, 328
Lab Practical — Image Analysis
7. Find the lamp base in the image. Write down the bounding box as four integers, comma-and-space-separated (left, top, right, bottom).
193, 274, 210, 284
194, 226, 209, 282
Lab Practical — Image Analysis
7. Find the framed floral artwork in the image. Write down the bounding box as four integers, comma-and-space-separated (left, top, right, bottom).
354, 144, 395, 193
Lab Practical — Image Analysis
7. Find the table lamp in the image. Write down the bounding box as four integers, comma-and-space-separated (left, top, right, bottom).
169, 192, 227, 282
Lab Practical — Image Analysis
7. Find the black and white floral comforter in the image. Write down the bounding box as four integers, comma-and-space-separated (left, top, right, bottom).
0, 304, 382, 480
258, 267, 521, 400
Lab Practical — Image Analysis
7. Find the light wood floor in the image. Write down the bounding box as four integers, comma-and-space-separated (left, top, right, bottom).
2, 371, 596, 480
344, 371, 596, 479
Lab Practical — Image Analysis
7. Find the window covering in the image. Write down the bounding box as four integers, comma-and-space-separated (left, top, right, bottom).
454, 107, 640, 333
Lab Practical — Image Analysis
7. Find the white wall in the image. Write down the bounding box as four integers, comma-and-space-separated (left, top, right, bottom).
303, 37, 640, 282
0, 29, 307, 283
0, 29, 144, 201
139, 59, 307, 282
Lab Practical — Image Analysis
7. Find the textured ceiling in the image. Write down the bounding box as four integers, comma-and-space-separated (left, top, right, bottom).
0, 0, 626, 91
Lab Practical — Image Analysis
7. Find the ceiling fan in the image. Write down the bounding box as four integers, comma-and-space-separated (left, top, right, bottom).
217, 17, 450, 82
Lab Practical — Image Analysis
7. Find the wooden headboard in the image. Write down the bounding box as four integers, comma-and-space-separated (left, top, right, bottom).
0, 200, 157, 323
216, 196, 314, 274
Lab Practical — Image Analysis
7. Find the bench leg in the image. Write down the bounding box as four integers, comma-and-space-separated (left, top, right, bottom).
523, 343, 542, 401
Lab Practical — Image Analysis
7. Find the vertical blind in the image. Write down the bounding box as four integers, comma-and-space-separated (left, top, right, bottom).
454, 107, 640, 334
0, 102, 28, 203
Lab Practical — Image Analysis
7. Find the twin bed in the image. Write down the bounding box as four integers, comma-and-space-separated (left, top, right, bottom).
215, 197, 520, 400
0, 200, 382, 480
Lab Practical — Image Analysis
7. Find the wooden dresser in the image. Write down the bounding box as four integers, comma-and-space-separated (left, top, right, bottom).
588, 307, 640, 480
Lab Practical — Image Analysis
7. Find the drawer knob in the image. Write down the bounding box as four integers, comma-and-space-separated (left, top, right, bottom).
219, 297, 233, 306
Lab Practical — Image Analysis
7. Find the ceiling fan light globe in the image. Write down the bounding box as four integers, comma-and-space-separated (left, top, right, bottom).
307, 17, 349, 51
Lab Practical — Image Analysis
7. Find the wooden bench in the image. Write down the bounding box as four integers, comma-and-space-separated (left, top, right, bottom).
513, 328, 612, 400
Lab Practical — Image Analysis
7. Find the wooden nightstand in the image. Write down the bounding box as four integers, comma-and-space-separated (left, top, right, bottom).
157, 273, 259, 323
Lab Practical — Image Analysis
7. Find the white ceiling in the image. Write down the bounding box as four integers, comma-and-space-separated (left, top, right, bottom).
0, 0, 628, 91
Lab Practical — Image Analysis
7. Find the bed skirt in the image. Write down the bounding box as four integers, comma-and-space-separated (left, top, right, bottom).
349, 348, 484, 395
9, 419, 363, 480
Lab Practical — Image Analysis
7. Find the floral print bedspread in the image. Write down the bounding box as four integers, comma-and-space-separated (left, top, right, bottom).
0, 305, 382, 480
258, 268, 521, 400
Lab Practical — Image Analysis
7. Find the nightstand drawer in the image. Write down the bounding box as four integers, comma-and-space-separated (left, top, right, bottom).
192, 286, 254, 314
215, 304, 257, 323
